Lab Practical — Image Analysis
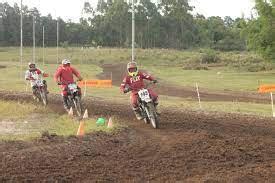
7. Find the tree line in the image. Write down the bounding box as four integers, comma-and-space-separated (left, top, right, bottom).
0, 0, 274, 60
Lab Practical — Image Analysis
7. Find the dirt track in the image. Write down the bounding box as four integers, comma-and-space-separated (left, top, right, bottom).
98, 64, 270, 104
0, 91, 274, 182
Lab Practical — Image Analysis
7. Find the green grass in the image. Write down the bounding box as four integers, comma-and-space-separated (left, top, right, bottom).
48, 115, 121, 137
0, 47, 272, 93
0, 100, 48, 120
160, 95, 273, 117
0, 47, 274, 118
146, 66, 275, 92
0, 100, 120, 141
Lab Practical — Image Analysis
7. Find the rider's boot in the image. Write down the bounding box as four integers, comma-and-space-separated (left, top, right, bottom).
63, 96, 70, 113
32, 87, 37, 100
133, 107, 143, 120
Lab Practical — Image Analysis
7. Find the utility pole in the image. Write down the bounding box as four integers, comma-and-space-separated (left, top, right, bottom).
131, 0, 135, 62
57, 19, 59, 64
20, 0, 23, 78
32, 15, 35, 63
43, 26, 45, 65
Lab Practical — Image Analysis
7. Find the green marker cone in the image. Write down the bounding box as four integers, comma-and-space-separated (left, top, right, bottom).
96, 118, 105, 126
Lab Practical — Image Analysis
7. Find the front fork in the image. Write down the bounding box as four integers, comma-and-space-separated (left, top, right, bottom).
141, 102, 153, 119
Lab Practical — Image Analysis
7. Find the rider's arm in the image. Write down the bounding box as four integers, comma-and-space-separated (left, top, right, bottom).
141, 72, 157, 83
141, 72, 154, 81
36, 69, 42, 75
25, 71, 31, 80
120, 77, 128, 93
36, 69, 48, 77
54, 68, 62, 83
71, 67, 82, 81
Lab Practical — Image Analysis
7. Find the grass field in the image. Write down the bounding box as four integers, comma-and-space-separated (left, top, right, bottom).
0, 100, 119, 141
0, 47, 274, 118
0, 47, 273, 92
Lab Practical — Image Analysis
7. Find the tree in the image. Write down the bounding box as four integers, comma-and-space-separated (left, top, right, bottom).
0, 0, 260, 54
245, 0, 274, 60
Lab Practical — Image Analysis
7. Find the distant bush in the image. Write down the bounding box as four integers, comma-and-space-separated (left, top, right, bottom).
231, 61, 273, 72
183, 65, 209, 70
246, 63, 272, 72
60, 41, 69, 49
201, 49, 220, 64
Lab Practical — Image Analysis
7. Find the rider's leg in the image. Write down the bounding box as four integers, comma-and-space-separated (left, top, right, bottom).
130, 93, 143, 120
148, 89, 160, 114
32, 85, 37, 99
77, 86, 82, 98
62, 88, 70, 112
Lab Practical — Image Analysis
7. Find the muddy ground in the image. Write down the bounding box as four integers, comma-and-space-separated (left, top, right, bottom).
0, 91, 274, 182
97, 63, 270, 104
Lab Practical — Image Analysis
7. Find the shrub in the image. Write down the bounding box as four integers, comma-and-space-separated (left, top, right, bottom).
201, 49, 220, 64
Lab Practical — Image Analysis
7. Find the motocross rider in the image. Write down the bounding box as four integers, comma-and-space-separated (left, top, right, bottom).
25, 62, 48, 99
120, 61, 158, 120
54, 59, 83, 112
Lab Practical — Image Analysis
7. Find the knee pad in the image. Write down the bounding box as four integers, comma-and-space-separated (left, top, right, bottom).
62, 90, 67, 96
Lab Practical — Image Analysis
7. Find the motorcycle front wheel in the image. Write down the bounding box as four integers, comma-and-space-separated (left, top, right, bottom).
73, 96, 82, 117
145, 102, 159, 129
40, 90, 48, 106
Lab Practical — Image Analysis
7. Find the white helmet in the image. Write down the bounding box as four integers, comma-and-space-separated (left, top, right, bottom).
28, 62, 36, 71
62, 59, 71, 65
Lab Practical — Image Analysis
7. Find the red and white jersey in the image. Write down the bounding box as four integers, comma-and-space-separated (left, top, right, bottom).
25, 69, 43, 87
120, 71, 154, 94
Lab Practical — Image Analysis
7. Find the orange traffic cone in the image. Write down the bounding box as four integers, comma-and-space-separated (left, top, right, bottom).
68, 107, 73, 116
107, 117, 113, 128
83, 109, 88, 119
77, 121, 85, 136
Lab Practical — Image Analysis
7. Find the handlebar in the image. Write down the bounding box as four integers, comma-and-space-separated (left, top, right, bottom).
125, 81, 157, 93
57, 79, 82, 85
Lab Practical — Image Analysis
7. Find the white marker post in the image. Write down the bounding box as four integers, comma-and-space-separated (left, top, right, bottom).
259, 85, 275, 117
270, 92, 275, 117
84, 80, 87, 97
196, 83, 202, 109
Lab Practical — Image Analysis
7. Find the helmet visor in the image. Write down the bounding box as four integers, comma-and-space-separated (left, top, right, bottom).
63, 63, 70, 67
128, 67, 137, 73
29, 64, 35, 68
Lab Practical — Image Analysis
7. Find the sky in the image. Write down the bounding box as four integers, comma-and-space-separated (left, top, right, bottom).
2, 0, 255, 22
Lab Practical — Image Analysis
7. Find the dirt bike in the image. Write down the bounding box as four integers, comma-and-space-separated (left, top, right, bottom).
59, 81, 83, 117
127, 82, 159, 129
32, 77, 48, 106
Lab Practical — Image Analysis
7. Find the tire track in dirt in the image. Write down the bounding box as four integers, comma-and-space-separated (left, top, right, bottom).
97, 63, 270, 104
0, 91, 274, 182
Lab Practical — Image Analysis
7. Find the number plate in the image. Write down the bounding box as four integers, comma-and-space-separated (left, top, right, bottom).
138, 89, 151, 101
35, 80, 43, 86
68, 83, 78, 92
